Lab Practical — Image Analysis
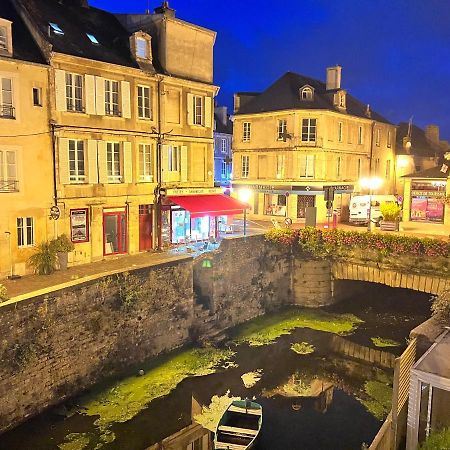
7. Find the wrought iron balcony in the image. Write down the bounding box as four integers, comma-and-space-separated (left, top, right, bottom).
0, 104, 15, 119
0, 179, 19, 192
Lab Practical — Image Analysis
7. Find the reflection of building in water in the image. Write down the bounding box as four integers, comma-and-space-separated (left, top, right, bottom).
146, 396, 212, 450
314, 383, 334, 414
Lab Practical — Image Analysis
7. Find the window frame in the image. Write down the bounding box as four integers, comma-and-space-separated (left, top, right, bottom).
168, 145, 181, 172
65, 72, 84, 112
137, 85, 151, 120
32, 87, 42, 107
358, 126, 363, 145
338, 122, 343, 143
385, 159, 391, 179
242, 122, 251, 142
387, 130, 392, 148
106, 142, 122, 182
299, 154, 315, 178
336, 156, 342, 177
376, 128, 381, 146
277, 119, 287, 141
49, 22, 64, 35
193, 95, 203, 126
86, 33, 99, 45
138, 143, 153, 182
0, 77, 14, 118
17, 217, 35, 248
276, 154, 285, 178
136, 37, 148, 59
68, 139, 86, 183
221, 138, 227, 153
104, 79, 121, 117
301, 118, 317, 142
241, 155, 249, 178
0, 26, 7, 51
0, 149, 18, 191
221, 160, 227, 178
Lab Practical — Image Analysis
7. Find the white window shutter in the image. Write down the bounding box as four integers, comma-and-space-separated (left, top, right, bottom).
204, 96, 212, 128
58, 138, 69, 184
55, 69, 67, 112
187, 93, 194, 126
95, 76, 105, 115
161, 144, 169, 182
123, 142, 133, 183
85, 75, 96, 115
121, 81, 131, 118
87, 140, 98, 184
180, 145, 188, 182
97, 141, 108, 184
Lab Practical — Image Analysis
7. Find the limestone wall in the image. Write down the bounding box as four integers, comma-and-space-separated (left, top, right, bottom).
0, 258, 193, 433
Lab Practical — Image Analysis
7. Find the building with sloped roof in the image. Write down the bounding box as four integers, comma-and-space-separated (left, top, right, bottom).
214, 105, 233, 189
232, 66, 397, 225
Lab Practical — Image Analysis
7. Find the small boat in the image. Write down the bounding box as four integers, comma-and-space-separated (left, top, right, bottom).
214, 399, 263, 450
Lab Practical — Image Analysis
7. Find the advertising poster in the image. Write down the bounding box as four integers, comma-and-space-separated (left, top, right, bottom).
410, 197, 427, 221
70, 208, 89, 243
426, 198, 444, 222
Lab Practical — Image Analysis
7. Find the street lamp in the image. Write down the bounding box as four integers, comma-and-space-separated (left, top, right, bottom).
237, 188, 252, 236
359, 177, 383, 232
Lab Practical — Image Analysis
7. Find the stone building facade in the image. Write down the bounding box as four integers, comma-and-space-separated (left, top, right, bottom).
232, 66, 397, 224
213, 105, 233, 188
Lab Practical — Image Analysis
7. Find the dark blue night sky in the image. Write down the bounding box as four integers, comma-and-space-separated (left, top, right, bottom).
90, 0, 450, 140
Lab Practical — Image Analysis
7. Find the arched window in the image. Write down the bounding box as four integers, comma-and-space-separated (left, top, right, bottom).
300, 86, 313, 101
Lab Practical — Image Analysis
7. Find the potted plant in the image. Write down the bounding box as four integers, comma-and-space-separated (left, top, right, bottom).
28, 242, 58, 275
379, 202, 402, 231
50, 234, 74, 270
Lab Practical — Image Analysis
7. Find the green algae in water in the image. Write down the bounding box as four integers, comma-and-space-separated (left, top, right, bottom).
291, 342, 315, 355
58, 433, 91, 450
233, 308, 363, 346
79, 347, 235, 427
194, 391, 242, 432
241, 370, 263, 388
359, 380, 393, 420
371, 337, 401, 348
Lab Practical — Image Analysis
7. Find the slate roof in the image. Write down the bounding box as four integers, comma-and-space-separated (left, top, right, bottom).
402, 166, 449, 179
235, 71, 392, 124
15, 0, 141, 68
214, 113, 233, 134
396, 122, 446, 157
0, 0, 45, 64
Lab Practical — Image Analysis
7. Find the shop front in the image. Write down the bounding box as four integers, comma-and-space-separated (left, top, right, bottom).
161, 191, 246, 245
410, 180, 446, 223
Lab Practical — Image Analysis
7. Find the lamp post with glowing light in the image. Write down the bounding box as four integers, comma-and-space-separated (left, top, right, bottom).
359, 177, 383, 232
237, 188, 252, 236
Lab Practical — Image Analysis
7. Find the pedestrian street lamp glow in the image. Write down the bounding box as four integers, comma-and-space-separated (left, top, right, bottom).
359, 177, 383, 232
237, 188, 252, 236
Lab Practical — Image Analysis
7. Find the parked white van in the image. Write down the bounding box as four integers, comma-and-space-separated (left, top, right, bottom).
349, 195, 398, 225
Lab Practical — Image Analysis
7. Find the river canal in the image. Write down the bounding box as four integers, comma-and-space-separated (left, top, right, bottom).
0, 283, 431, 450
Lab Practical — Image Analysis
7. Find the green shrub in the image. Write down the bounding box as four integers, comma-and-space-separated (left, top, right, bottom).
28, 242, 58, 275
380, 202, 402, 221
418, 427, 450, 450
50, 234, 74, 253
0, 284, 8, 302
431, 291, 450, 322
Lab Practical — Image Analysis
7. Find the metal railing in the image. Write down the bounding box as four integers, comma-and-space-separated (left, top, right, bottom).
105, 105, 121, 117
0, 179, 19, 192
0, 104, 15, 119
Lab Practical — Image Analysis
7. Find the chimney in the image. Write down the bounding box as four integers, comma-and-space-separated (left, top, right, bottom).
214, 106, 228, 126
425, 125, 440, 144
365, 104, 371, 118
154, 1, 176, 18
326, 65, 342, 91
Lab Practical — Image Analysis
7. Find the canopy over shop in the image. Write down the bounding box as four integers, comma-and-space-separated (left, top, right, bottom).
162, 193, 247, 243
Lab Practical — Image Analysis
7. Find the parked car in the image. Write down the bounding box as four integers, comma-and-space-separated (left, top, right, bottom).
349, 195, 398, 225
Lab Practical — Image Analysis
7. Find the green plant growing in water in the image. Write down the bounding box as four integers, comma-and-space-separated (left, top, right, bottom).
28, 242, 59, 275
371, 337, 401, 348
233, 307, 363, 346
359, 379, 393, 420
291, 342, 315, 355
380, 202, 402, 222
0, 283, 8, 302
418, 427, 450, 450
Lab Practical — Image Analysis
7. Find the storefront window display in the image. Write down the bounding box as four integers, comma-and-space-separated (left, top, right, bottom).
264, 194, 287, 216
410, 181, 446, 223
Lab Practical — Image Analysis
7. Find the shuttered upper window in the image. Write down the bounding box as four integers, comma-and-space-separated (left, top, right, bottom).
139, 143, 153, 181
0, 26, 7, 51
65, 73, 84, 112
137, 86, 151, 119
68, 139, 86, 182
105, 80, 120, 116
106, 142, 121, 182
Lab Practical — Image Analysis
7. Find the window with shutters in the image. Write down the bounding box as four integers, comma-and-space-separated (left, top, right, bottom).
17, 217, 34, 247
68, 139, 86, 182
301, 118, 316, 142
107, 142, 122, 182
193, 95, 203, 125
65, 73, 84, 112
0, 77, 14, 118
358, 125, 363, 144
299, 154, 315, 178
277, 119, 287, 140
168, 145, 181, 172
139, 143, 153, 181
241, 155, 249, 178
137, 85, 151, 119
105, 80, 120, 116
243, 122, 251, 142
0, 149, 18, 192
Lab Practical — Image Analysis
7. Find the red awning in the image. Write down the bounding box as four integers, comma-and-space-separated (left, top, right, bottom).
168, 194, 247, 218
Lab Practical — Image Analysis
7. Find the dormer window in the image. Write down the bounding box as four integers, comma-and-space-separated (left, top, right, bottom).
86, 33, 99, 45
333, 90, 346, 110
132, 32, 152, 62
300, 86, 314, 101
339, 92, 346, 108
0, 19, 12, 56
49, 22, 64, 35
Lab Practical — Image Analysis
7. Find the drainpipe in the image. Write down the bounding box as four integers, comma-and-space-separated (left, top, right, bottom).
50, 122, 58, 208
154, 76, 163, 251
367, 121, 375, 232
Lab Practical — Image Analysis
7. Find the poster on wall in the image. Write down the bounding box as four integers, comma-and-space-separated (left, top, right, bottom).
426, 198, 444, 222
410, 198, 427, 221
70, 208, 89, 243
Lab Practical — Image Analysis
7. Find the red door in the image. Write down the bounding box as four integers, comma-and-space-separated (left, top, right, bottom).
139, 205, 153, 251
103, 209, 127, 255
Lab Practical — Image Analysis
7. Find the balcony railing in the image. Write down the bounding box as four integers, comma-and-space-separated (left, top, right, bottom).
0, 104, 15, 119
0, 179, 19, 192
105, 105, 121, 117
